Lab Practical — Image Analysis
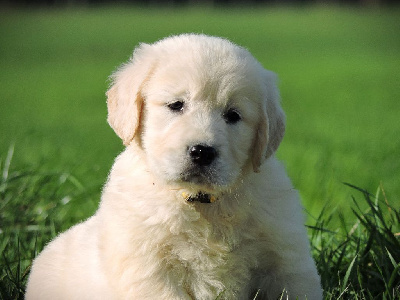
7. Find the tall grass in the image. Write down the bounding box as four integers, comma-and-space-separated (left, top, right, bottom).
1, 146, 399, 299
311, 183, 400, 299
0, 146, 99, 299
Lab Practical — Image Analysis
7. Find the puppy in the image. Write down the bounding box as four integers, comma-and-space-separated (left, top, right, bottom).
26, 34, 322, 300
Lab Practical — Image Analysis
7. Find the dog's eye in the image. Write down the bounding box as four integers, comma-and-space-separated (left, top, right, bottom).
167, 101, 184, 112
223, 108, 241, 124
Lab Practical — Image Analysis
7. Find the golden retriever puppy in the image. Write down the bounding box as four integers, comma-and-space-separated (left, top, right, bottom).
26, 34, 322, 300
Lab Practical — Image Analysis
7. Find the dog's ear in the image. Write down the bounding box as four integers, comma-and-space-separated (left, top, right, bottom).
252, 111, 268, 173
264, 71, 286, 158
252, 71, 286, 172
106, 44, 154, 145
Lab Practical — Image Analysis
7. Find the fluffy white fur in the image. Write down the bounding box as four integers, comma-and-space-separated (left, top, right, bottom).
26, 34, 322, 300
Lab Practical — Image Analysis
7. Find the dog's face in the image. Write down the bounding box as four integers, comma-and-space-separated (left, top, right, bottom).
107, 34, 285, 195
141, 61, 261, 191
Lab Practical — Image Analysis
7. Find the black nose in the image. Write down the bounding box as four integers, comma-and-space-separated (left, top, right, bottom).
189, 145, 217, 166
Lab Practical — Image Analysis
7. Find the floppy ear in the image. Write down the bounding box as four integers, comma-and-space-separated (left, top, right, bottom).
252, 71, 286, 172
252, 110, 268, 173
106, 44, 154, 146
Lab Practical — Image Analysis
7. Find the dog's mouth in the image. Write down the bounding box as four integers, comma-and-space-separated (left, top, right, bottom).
173, 163, 232, 203
181, 170, 210, 183
180, 165, 225, 186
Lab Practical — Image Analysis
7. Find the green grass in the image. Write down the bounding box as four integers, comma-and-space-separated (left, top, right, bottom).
0, 4, 399, 299
311, 183, 400, 298
0, 145, 100, 299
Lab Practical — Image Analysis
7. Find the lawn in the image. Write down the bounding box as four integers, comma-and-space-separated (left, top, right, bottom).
0, 4, 399, 299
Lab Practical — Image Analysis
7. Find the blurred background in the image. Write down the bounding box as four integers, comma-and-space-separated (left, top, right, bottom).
1, 0, 399, 6
0, 0, 399, 224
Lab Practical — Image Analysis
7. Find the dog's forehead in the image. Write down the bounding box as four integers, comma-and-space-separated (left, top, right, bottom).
145, 41, 264, 107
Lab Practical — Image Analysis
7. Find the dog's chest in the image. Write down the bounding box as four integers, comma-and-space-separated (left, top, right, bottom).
159, 213, 261, 299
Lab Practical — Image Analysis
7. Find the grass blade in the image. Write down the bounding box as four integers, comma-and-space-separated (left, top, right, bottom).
2, 144, 15, 183
341, 254, 357, 293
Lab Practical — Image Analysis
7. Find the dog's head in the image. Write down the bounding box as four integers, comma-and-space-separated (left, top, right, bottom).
107, 34, 285, 196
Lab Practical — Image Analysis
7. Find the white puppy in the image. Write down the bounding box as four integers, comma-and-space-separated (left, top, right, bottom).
26, 34, 322, 300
